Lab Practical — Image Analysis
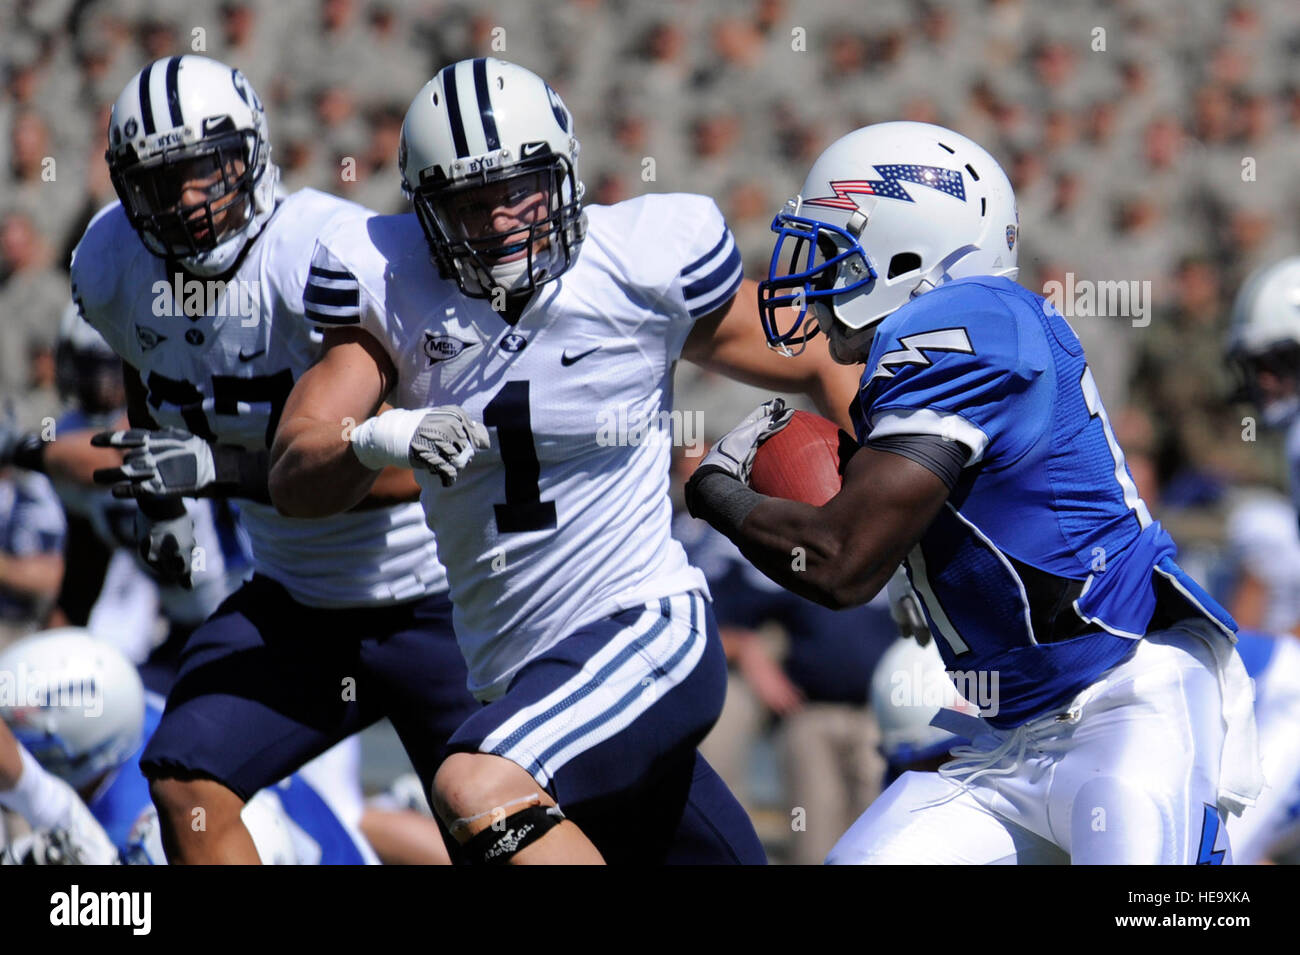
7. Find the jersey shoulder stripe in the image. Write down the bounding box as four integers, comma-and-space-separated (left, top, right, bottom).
681, 226, 743, 319
304, 262, 361, 325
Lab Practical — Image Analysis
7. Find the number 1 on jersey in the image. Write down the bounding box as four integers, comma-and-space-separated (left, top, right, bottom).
483, 381, 557, 533
1080, 367, 1152, 530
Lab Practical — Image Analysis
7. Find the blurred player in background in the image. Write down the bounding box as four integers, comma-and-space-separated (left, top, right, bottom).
687, 121, 1260, 864
270, 57, 859, 864
0, 628, 375, 864
0, 711, 117, 865
2, 305, 251, 690
71, 55, 477, 863
1221, 258, 1300, 863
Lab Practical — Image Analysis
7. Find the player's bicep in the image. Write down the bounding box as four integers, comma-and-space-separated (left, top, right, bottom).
283, 327, 395, 428
818, 444, 953, 600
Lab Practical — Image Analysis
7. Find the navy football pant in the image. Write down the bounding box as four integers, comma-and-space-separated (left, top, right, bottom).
141, 574, 478, 800
448, 591, 766, 864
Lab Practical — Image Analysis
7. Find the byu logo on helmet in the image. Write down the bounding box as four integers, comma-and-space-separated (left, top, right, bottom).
399, 58, 587, 301
106, 55, 280, 277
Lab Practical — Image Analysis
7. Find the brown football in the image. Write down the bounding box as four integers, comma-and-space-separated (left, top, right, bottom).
750, 410, 855, 506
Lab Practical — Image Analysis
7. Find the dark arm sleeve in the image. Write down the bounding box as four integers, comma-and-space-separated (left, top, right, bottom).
864, 433, 970, 491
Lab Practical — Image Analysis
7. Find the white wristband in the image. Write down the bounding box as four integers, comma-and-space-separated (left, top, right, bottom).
350, 408, 428, 470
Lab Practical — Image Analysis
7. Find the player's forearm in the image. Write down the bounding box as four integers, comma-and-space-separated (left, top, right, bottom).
688, 344, 859, 433
347, 466, 422, 510
729, 494, 894, 609
689, 468, 881, 608
0, 553, 64, 602
43, 429, 127, 485
269, 416, 381, 518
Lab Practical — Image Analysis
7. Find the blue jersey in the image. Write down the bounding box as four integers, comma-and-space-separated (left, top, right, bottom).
87, 696, 162, 850
1233, 629, 1277, 681
852, 276, 1234, 726
91, 696, 369, 863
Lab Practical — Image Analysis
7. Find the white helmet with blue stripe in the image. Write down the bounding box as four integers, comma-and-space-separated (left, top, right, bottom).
760, 122, 1018, 362
106, 55, 280, 276
399, 57, 586, 299
0, 629, 144, 792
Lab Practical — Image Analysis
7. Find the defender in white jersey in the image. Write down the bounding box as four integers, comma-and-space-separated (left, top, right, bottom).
271, 58, 857, 864
71, 56, 476, 864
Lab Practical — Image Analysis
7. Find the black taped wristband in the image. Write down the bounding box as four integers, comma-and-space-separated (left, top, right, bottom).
211, 446, 272, 503
10, 434, 47, 473
684, 466, 763, 537
137, 493, 186, 521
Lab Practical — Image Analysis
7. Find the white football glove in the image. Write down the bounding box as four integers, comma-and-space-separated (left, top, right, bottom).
697, 398, 795, 485
93, 428, 217, 498
1, 823, 119, 865
134, 508, 197, 590
351, 406, 490, 487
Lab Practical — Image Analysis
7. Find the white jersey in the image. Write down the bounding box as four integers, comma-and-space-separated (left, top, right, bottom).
70, 191, 446, 607
310, 193, 744, 697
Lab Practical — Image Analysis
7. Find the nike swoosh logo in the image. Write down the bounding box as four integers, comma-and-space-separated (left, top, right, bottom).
238, 348, 266, 362
561, 346, 600, 366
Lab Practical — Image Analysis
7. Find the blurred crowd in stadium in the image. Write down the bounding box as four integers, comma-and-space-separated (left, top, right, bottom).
3, 0, 1300, 862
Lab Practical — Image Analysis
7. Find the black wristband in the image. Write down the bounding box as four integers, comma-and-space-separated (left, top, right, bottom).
210, 445, 272, 503
684, 466, 763, 537
10, 434, 48, 473
137, 493, 186, 521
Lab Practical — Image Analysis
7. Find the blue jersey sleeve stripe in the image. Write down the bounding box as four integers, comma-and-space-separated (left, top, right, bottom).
686, 264, 743, 319
681, 227, 731, 277
304, 307, 360, 325
683, 243, 743, 301
303, 284, 359, 307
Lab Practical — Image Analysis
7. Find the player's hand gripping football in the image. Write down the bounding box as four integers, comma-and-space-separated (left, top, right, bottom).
350, 406, 490, 487
696, 398, 795, 485
91, 428, 216, 498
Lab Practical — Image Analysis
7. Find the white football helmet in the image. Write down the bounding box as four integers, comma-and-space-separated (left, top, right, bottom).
759, 122, 1018, 362
106, 55, 279, 276
399, 57, 586, 299
0, 629, 144, 791
1227, 257, 1300, 428
869, 637, 963, 768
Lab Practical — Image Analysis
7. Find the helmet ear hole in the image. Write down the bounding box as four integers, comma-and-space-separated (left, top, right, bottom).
887, 252, 921, 279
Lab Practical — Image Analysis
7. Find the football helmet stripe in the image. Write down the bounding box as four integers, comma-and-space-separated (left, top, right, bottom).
441, 64, 469, 158
472, 57, 499, 152
164, 56, 184, 127
138, 60, 156, 135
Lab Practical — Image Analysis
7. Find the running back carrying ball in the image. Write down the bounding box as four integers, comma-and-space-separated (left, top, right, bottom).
750, 410, 852, 506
